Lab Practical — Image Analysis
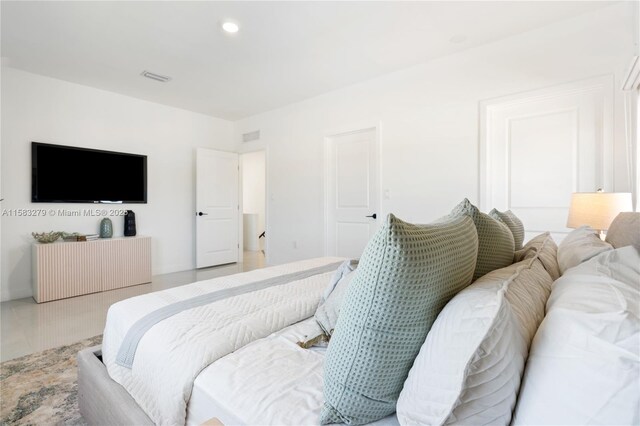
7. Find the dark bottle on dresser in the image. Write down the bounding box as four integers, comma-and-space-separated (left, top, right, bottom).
124, 210, 137, 236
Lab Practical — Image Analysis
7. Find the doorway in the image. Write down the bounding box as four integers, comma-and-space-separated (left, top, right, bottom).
325, 127, 380, 258
241, 151, 266, 262
195, 148, 239, 268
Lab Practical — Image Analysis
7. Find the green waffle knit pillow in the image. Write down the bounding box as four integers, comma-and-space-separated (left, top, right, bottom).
320, 213, 478, 425
490, 208, 525, 250
450, 199, 515, 280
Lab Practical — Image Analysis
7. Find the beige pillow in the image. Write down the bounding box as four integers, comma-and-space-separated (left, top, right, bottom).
605, 212, 640, 249
558, 226, 612, 274
515, 232, 560, 281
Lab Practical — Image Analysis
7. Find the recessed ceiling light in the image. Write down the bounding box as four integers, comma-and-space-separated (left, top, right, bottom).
222, 21, 239, 34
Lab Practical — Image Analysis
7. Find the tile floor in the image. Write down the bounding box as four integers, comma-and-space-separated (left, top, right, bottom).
0, 251, 266, 362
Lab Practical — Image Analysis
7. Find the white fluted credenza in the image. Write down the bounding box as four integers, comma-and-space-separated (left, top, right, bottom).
32, 236, 152, 303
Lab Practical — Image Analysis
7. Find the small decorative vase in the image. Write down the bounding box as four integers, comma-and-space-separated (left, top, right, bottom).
100, 218, 113, 238
124, 210, 136, 237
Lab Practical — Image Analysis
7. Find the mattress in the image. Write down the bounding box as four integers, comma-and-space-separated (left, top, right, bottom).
186, 318, 400, 426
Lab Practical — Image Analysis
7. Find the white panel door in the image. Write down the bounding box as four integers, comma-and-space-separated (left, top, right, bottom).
326, 128, 379, 258
196, 149, 239, 268
480, 76, 613, 242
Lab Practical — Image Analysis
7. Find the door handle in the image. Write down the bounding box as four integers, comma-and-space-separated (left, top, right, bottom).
197, 212, 208, 216
365, 213, 377, 219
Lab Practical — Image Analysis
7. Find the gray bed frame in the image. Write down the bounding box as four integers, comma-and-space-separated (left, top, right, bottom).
77, 345, 154, 425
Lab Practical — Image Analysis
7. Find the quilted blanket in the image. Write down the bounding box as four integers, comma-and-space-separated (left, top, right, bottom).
102, 257, 344, 425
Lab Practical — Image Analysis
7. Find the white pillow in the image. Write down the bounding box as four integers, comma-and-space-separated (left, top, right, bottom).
512, 246, 640, 425
557, 226, 612, 274
314, 269, 356, 335
320, 259, 358, 302
397, 255, 553, 425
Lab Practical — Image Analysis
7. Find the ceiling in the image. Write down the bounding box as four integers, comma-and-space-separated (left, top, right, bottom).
1, 1, 614, 120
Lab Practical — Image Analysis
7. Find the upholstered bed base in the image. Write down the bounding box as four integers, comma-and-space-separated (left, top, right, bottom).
77, 345, 154, 425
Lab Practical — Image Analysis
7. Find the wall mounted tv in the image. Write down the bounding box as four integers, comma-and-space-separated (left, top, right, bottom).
32, 142, 147, 203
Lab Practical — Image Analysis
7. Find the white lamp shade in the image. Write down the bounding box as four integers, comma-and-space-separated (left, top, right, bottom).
567, 192, 633, 231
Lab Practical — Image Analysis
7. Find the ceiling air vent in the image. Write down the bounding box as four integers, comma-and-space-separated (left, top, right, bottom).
140, 70, 172, 83
242, 130, 260, 143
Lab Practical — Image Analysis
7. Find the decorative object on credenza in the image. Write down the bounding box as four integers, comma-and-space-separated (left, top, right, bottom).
61, 232, 82, 242
124, 210, 136, 236
60, 233, 99, 242
567, 189, 632, 239
99, 218, 113, 238
31, 231, 62, 243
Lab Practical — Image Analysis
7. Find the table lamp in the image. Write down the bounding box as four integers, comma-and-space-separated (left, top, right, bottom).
567, 189, 633, 239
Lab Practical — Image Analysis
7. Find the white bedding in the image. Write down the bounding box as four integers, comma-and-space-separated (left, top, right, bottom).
186, 318, 400, 426
512, 246, 640, 425
102, 257, 344, 426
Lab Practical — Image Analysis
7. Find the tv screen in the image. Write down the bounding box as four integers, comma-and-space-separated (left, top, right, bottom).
32, 142, 147, 203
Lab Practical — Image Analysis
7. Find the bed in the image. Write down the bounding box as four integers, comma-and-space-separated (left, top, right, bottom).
78, 209, 640, 426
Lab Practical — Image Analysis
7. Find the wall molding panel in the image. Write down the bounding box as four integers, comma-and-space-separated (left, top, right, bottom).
479, 75, 615, 240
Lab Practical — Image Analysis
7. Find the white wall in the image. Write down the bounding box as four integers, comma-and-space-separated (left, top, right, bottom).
241, 151, 266, 250
1, 3, 635, 300
235, 3, 636, 266
1, 67, 235, 301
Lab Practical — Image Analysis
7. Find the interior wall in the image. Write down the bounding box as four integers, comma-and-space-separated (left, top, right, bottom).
1, 67, 235, 301
234, 3, 636, 266
241, 150, 266, 251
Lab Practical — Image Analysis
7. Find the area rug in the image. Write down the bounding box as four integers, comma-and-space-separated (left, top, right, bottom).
1, 335, 102, 425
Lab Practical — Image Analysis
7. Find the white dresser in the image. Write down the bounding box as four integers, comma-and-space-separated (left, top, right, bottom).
32, 236, 152, 303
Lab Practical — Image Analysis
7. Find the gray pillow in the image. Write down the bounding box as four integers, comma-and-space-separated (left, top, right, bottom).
320, 213, 478, 425
606, 212, 640, 249
490, 208, 525, 250
450, 199, 515, 280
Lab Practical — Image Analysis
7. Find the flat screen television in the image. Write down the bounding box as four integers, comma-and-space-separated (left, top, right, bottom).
32, 142, 147, 203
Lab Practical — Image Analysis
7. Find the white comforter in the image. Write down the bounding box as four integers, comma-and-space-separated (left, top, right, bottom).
186, 318, 400, 426
102, 257, 344, 426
